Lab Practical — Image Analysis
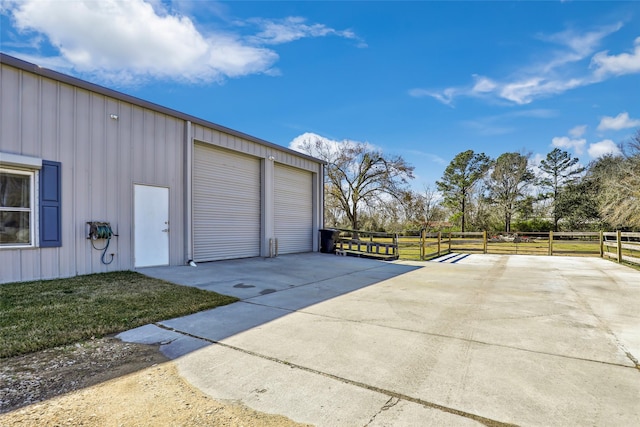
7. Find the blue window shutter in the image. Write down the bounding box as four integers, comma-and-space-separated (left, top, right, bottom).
40, 160, 62, 247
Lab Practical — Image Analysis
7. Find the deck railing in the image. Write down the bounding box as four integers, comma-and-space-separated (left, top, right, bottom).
333, 229, 399, 260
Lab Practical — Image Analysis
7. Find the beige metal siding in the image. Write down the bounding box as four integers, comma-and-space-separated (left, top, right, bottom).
192, 124, 320, 173
274, 164, 313, 254
1, 55, 324, 283
193, 143, 261, 261
0, 63, 185, 283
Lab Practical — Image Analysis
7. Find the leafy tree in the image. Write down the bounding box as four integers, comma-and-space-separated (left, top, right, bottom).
295, 136, 414, 230
436, 150, 492, 232
538, 148, 585, 231
555, 179, 604, 231
486, 152, 535, 232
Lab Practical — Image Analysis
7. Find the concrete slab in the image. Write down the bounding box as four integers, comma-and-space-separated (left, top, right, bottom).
116, 324, 210, 359
213, 308, 640, 426
300, 259, 631, 365
138, 253, 412, 300
122, 253, 640, 426
177, 344, 482, 426
159, 303, 291, 342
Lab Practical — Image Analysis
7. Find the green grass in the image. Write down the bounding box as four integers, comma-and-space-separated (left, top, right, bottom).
0, 271, 239, 358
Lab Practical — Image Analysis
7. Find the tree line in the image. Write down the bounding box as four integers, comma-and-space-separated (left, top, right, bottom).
297, 130, 640, 233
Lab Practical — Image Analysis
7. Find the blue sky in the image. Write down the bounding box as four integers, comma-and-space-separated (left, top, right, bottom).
2, 1, 640, 189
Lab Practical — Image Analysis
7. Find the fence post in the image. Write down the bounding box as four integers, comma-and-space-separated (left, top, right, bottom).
448, 232, 452, 253
483, 230, 487, 254
599, 231, 604, 258
420, 229, 425, 260
437, 231, 441, 256
395, 233, 399, 257
617, 230, 622, 263
548, 231, 553, 256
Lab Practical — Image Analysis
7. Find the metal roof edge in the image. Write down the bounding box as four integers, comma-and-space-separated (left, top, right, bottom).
0, 52, 326, 165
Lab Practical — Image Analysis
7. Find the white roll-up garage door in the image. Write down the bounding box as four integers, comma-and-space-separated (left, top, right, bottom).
275, 164, 313, 254
193, 143, 261, 261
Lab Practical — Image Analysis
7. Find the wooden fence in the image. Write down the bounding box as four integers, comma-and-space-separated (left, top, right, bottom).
326, 229, 640, 267
333, 229, 399, 260
397, 231, 640, 266
602, 231, 640, 265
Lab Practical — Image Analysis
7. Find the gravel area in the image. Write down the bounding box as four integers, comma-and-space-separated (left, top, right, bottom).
1, 337, 167, 413
0, 337, 309, 426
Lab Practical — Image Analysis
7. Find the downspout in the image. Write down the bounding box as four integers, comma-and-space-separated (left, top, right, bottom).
321, 163, 325, 229
184, 120, 194, 264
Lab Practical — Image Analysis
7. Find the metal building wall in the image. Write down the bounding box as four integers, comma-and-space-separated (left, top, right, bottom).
0, 62, 185, 283
191, 126, 323, 258
1, 54, 324, 284
192, 143, 261, 261
274, 164, 313, 254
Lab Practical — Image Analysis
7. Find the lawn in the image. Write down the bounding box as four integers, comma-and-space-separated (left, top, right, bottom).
0, 271, 239, 358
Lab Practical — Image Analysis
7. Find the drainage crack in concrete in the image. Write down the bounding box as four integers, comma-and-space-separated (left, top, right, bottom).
240, 303, 638, 370
567, 284, 640, 371
154, 323, 517, 427
364, 396, 400, 426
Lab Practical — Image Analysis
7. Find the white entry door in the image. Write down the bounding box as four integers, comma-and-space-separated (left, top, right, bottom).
134, 184, 169, 267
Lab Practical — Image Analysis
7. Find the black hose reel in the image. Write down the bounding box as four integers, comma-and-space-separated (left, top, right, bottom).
87, 221, 118, 265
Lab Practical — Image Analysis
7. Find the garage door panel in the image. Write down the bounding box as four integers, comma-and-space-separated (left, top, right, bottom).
193, 143, 261, 261
275, 164, 313, 254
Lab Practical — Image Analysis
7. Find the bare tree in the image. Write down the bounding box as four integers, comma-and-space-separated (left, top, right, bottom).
296, 136, 414, 230
421, 184, 444, 228
593, 130, 640, 229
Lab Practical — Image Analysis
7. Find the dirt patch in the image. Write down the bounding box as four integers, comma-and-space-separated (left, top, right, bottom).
1, 337, 310, 426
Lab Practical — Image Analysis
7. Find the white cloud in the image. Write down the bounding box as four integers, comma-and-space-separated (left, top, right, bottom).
289, 132, 376, 158
500, 76, 585, 105
588, 139, 622, 158
539, 23, 623, 63
529, 153, 546, 181
597, 112, 640, 131
408, 87, 457, 106
552, 136, 586, 154
569, 125, 587, 138
414, 23, 633, 106
592, 36, 640, 78
2, 0, 362, 84
471, 75, 497, 93
250, 16, 362, 46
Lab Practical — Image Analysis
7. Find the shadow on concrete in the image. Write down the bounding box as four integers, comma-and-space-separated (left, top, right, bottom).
118, 253, 420, 359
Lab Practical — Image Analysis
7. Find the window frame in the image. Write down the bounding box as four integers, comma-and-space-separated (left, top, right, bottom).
0, 166, 36, 248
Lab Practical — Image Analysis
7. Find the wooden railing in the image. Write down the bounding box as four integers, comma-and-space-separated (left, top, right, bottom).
602, 231, 640, 265
326, 229, 640, 267
400, 231, 639, 266
333, 229, 399, 260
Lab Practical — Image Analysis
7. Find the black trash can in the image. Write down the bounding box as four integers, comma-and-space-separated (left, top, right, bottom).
320, 229, 339, 253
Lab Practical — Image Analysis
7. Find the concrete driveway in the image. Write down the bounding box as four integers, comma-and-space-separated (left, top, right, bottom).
119, 253, 640, 426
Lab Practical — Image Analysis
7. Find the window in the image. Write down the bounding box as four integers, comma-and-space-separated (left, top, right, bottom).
0, 154, 61, 248
0, 168, 35, 246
